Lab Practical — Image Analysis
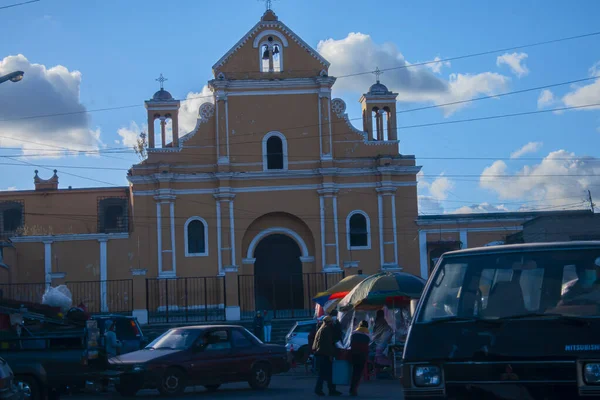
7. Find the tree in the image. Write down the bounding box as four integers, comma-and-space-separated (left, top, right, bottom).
133, 132, 148, 161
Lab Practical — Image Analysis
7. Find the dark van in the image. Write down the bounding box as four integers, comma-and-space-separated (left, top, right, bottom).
402, 241, 600, 399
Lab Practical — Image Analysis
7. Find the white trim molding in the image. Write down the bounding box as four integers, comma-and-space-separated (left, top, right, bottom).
246, 226, 311, 259
262, 131, 288, 171
252, 30, 290, 48
156, 202, 163, 276
184, 217, 209, 257
346, 210, 371, 251
170, 202, 177, 275
460, 229, 468, 249
419, 230, 428, 279
11, 233, 129, 243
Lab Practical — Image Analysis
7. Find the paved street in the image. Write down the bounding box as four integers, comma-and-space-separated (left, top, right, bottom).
70, 371, 404, 399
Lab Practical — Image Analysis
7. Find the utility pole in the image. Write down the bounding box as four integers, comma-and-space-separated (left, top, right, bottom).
588, 190, 595, 213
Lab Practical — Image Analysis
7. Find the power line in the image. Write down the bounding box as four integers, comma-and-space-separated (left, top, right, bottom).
0, 0, 39, 10
337, 30, 600, 78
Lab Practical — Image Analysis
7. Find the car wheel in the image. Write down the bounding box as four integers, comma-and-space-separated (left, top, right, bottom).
116, 383, 140, 397
16, 375, 41, 400
204, 385, 220, 392
248, 363, 271, 390
158, 368, 187, 397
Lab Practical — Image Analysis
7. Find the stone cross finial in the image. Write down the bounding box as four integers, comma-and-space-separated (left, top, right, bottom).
259, 0, 277, 10
156, 73, 167, 90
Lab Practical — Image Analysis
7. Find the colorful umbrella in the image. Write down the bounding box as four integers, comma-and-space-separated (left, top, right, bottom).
337, 272, 426, 311
313, 274, 369, 306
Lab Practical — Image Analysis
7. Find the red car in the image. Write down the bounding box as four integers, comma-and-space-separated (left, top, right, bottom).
108, 325, 289, 397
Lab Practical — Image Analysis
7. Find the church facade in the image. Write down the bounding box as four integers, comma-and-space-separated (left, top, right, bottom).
0, 9, 531, 322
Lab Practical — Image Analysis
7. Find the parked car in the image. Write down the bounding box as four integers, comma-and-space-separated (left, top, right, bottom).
402, 241, 600, 399
93, 315, 147, 354
0, 358, 24, 400
284, 320, 316, 364
108, 325, 289, 397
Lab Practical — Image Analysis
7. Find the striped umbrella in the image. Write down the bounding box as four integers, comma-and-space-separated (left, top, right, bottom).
313, 274, 369, 306
337, 272, 426, 311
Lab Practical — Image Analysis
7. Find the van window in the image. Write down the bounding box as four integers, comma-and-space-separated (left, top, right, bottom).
294, 323, 316, 334
115, 319, 140, 340
418, 249, 600, 323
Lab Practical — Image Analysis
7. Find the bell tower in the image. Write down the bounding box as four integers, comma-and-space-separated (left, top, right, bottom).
359, 68, 398, 141
145, 74, 181, 149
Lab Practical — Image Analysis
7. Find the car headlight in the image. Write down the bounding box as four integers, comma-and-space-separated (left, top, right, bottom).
584, 363, 600, 384
414, 365, 442, 387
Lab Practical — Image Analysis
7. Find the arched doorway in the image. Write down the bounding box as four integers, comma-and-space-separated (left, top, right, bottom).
254, 234, 304, 315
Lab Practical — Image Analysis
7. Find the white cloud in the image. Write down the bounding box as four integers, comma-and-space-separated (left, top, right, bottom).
589, 61, 600, 78
117, 121, 144, 148
451, 203, 510, 214
480, 150, 599, 209
537, 89, 555, 109
426, 56, 451, 74
496, 52, 530, 78
510, 141, 543, 159
0, 54, 102, 157
418, 195, 445, 215
429, 176, 454, 200
317, 33, 510, 116
5, 187, 17, 191
557, 60, 600, 111
178, 86, 214, 134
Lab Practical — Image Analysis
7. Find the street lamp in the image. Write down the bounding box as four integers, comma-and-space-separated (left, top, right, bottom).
0, 71, 25, 85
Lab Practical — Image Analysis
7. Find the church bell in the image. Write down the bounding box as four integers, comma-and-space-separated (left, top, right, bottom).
273, 46, 280, 55
262, 49, 270, 60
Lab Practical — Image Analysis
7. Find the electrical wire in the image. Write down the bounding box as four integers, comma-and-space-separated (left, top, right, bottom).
0, 0, 39, 10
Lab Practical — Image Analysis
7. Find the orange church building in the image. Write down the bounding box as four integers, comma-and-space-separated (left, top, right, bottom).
0, 9, 534, 323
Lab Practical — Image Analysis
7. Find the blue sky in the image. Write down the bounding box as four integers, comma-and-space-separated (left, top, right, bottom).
0, 0, 599, 214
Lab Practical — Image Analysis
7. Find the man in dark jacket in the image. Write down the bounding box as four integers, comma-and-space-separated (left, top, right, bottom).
329, 310, 343, 345
312, 316, 342, 396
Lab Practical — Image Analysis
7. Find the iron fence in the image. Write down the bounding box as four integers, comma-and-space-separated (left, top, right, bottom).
146, 276, 226, 324
0, 280, 133, 315
238, 272, 345, 320
0, 282, 46, 305
67, 279, 133, 314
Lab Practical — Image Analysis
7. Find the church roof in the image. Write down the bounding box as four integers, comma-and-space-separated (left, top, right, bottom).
368, 81, 392, 95
152, 89, 174, 101
212, 9, 330, 72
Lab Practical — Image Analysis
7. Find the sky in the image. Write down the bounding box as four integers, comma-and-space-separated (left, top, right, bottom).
0, 0, 599, 215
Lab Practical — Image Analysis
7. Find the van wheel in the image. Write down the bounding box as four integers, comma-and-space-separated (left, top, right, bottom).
158, 368, 187, 397
249, 363, 271, 390
16, 375, 41, 400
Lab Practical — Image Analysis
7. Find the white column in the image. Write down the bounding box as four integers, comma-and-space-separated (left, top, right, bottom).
43, 241, 52, 286
216, 200, 223, 275
377, 194, 384, 267
170, 201, 176, 275
332, 195, 339, 268
391, 194, 398, 265
327, 98, 333, 156
156, 202, 163, 275
419, 230, 428, 279
99, 239, 108, 313
460, 229, 468, 249
319, 195, 326, 270
229, 200, 236, 267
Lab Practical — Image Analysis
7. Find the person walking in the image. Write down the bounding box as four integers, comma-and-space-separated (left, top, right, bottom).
104, 320, 122, 359
329, 310, 343, 346
263, 310, 272, 343
349, 321, 371, 396
253, 311, 264, 341
312, 316, 342, 397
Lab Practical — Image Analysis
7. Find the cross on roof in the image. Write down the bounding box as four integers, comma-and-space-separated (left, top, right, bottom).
260, 0, 277, 10
373, 67, 383, 83
156, 73, 167, 90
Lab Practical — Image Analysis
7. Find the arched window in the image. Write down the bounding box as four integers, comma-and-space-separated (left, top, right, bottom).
185, 217, 208, 257
258, 37, 284, 73
262, 131, 288, 171
347, 211, 370, 250
98, 198, 128, 233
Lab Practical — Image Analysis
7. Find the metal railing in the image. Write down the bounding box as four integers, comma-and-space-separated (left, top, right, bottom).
146, 276, 226, 324
238, 272, 345, 320
0, 280, 133, 314
67, 279, 133, 314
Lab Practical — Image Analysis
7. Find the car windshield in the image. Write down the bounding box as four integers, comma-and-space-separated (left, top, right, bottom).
145, 329, 202, 350
419, 248, 600, 323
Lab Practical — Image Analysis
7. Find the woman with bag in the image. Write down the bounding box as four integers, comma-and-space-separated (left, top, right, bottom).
349, 321, 370, 396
